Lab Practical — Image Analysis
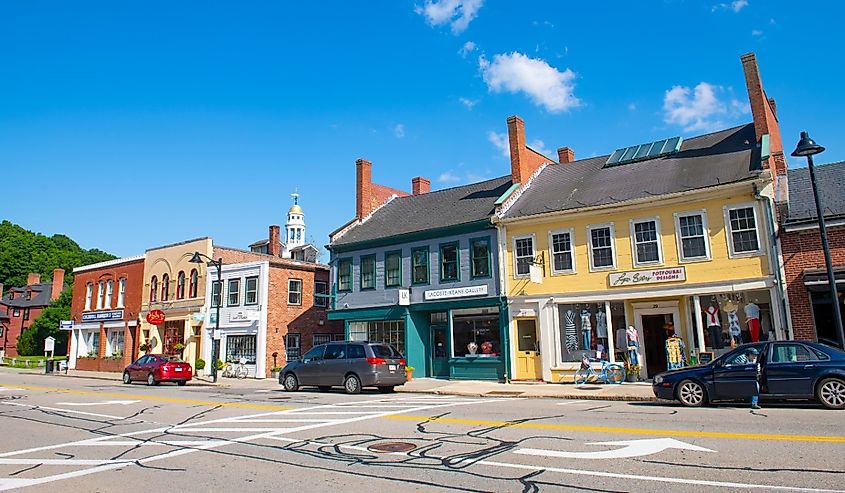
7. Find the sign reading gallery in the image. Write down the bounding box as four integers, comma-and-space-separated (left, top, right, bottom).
608, 267, 686, 287
424, 285, 488, 301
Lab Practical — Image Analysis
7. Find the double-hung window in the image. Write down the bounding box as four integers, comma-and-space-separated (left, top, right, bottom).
726, 205, 760, 255
227, 279, 240, 306
360, 255, 376, 290
176, 271, 186, 300
439, 242, 459, 282
245, 276, 258, 305
470, 238, 491, 278
150, 276, 158, 302
85, 283, 93, 311
104, 280, 113, 309
676, 212, 710, 261
117, 278, 126, 308
314, 280, 328, 308
96, 281, 105, 309
549, 230, 574, 274
514, 236, 534, 277
161, 274, 170, 301
211, 281, 222, 308
337, 259, 353, 292
385, 251, 402, 287
288, 279, 302, 305
411, 247, 429, 285
189, 269, 198, 298
631, 218, 661, 265
588, 224, 616, 270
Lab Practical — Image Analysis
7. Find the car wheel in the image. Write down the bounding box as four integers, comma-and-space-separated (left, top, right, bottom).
122, 371, 131, 385
318, 386, 331, 392
377, 386, 395, 393
344, 374, 362, 394
677, 379, 707, 407
146, 373, 157, 386
817, 378, 845, 410
177, 380, 187, 387
283, 373, 299, 392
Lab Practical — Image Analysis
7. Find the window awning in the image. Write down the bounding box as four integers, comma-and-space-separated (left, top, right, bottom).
803, 268, 845, 292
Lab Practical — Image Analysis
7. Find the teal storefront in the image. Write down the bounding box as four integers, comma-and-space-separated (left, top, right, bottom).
328, 296, 510, 381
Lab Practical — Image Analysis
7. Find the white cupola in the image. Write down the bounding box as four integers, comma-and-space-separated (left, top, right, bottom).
283, 192, 306, 257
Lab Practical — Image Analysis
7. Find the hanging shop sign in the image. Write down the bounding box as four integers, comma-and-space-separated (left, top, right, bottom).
146, 309, 166, 325
424, 285, 488, 301
82, 310, 124, 322
398, 288, 410, 306
608, 267, 686, 287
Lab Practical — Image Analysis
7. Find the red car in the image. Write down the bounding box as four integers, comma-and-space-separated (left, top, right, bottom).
123, 354, 192, 386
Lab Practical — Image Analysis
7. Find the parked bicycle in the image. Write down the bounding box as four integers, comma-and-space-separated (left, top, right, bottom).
574, 355, 626, 385
221, 358, 249, 379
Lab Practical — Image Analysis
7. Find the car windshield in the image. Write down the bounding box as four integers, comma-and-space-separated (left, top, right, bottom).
166, 356, 184, 362
371, 344, 401, 359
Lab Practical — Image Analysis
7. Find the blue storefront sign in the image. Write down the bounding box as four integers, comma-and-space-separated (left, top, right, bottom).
81, 310, 124, 322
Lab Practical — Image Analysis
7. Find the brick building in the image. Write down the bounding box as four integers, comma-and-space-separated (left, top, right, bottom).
0, 269, 66, 357
68, 255, 145, 372
781, 161, 845, 346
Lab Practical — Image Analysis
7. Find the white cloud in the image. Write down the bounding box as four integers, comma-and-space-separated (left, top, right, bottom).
415, 0, 483, 34
488, 131, 509, 158
394, 123, 405, 138
459, 97, 479, 109
479, 52, 580, 113
730, 98, 751, 115
458, 41, 477, 57
663, 82, 728, 132
528, 139, 553, 158
713, 0, 748, 12
751, 29, 763, 36
438, 170, 461, 183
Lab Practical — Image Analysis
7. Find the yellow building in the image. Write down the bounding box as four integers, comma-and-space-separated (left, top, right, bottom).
495, 55, 790, 382
139, 238, 214, 367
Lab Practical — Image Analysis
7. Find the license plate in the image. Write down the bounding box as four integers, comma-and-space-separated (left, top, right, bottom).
388, 365, 397, 371
175, 367, 183, 372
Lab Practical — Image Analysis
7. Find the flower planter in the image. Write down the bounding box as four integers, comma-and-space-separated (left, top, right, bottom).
270, 371, 280, 379
405, 369, 414, 382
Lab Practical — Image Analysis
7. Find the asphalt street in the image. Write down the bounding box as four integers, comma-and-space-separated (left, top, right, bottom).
0, 369, 843, 493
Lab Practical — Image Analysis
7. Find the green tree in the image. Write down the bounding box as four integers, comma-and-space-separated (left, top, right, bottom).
16, 290, 72, 356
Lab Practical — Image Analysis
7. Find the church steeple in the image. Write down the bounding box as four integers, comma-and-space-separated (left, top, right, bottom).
283, 191, 305, 257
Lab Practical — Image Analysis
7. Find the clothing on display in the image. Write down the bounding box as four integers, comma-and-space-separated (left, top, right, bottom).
727, 310, 742, 346
580, 309, 592, 349
745, 302, 761, 342
564, 309, 578, 351
704, 304, 724, 349
595, 310, 608, 338
616, 328, 627, 354
626, 325, 639, 366
665, 336, 687, 370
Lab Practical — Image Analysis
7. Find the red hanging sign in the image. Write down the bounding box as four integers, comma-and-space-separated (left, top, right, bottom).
146, 309, 166, 325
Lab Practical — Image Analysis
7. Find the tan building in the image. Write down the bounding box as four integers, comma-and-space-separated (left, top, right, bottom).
139, 238, 214, 366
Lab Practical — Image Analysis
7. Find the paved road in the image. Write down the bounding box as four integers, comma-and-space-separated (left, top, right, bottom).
0, 370, 843, 493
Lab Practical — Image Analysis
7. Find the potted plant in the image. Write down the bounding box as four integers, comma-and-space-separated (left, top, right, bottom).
195, 358, 206, 374
405, 365, 415, 381
173, 342, 186, 353
215, 359, 225, 371
270, 367, 282, 379
139, 343, 151, 354
625, 363, 641, 382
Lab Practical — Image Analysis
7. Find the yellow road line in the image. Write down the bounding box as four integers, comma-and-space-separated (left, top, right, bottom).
0, 383, 293, 411
383, 414, 845, 443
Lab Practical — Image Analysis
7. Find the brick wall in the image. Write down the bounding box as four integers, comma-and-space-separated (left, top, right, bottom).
781, 225, 845, 340
2, 306, 44, 357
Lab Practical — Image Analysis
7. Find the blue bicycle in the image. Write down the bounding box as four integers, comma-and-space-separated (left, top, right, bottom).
574, 355, 626, 385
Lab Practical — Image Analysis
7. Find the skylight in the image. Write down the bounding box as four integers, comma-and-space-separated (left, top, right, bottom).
605, 136, 683, 167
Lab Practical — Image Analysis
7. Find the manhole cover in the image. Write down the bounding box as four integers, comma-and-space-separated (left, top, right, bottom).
367, 442, 417, 453
486, 391, 524, 396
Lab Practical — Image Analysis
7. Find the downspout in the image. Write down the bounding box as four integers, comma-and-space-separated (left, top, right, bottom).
493, 217, 512, 382
761, 195, 792, 340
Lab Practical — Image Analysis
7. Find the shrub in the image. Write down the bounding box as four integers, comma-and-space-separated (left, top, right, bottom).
195, 358, 206, 370
215, 359, 225, 370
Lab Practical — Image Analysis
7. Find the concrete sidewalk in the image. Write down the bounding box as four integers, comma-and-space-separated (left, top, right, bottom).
398, 378, 658, 401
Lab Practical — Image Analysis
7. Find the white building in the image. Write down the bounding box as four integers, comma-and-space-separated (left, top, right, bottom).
201, 261, 270, 379
249, 193, 320, 263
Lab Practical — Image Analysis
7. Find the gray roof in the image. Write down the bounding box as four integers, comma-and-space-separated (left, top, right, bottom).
1, 283, 56, 308
502, 124, 761, 219
332, 176, 514, 247
784, 161, 845, 225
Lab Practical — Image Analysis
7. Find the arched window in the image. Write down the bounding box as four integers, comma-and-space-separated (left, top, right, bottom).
189, 269, 198, 298
161, 274, 170, 301
176, 271, 186, 300
150, 276, 158, 302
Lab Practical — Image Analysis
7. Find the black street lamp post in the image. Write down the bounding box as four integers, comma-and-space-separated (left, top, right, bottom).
791, 131, 845, 349
190, 252, 223, 382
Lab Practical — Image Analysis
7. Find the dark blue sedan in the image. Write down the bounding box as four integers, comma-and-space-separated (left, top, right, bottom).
652, 341, 845, 409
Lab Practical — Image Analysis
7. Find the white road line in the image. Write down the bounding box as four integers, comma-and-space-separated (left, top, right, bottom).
170, 428, 288, 433
2, 402, 126, 420
76, 440, 228, 447
0, 459, 135, 466
232, 419, 341, 423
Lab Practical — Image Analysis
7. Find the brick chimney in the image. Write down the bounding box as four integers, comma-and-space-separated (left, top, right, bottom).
412, 176, 430, 195
27, 273, 41, 286
507, 115, 550, 184
741, 52, 785, 176
51, 268, 64, 301
557, 147, 575, 164
268, 225, 281, 257
356, 159, 374, 219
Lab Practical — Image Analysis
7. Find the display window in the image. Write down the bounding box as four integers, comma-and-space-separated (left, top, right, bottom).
452, 311, 500, 358
692, 290, 773, 355
557, 302, 625, 362
226, 335, 257, 364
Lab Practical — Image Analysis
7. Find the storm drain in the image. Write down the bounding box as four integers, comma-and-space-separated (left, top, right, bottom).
486, 391, 524, 397
367, 442, 417, 453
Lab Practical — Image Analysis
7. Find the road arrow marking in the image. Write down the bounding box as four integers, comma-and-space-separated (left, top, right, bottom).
515, 438, 714, 460
56, 400, 140, 407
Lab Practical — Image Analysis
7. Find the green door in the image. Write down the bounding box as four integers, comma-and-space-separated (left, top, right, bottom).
431, 325, 449, 378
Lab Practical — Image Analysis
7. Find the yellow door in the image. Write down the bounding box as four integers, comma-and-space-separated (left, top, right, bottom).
514, 319, 542, 380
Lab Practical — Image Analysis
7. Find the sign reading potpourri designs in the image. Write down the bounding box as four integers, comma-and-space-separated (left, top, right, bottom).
608, 267, 686, 287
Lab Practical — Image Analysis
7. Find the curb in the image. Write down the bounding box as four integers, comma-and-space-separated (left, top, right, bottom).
396, 387, 658, 402
19, 371, 221, 387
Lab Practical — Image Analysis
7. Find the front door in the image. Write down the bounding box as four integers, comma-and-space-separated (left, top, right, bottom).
431, 325, 449, 378
714, 345, 765, 399
514, 319, 542, 380
643, 314, 670, 378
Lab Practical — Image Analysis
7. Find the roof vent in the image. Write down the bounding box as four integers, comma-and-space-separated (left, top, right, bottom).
605, 136, 683, 167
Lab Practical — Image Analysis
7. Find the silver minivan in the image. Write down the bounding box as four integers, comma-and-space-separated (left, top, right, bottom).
279, 341, 406, 394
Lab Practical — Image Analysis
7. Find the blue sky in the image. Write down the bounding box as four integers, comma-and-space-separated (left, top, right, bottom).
2, 1, 843, 258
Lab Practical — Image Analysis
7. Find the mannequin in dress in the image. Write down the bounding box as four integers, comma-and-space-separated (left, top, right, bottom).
704, 303, 723, 349
580, 309, 593, 349
626, 325, 639, 366
564, 309, 578, 351
745, 302, 761, 342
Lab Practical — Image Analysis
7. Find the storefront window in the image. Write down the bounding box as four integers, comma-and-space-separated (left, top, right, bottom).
106, 330, 124, 357
452, 309, 500, 358
226, 335, 257, 364
349, 320, 405, 355
558, 303, 619, 362
693, 290, 774, 355
809, 289, 845, 347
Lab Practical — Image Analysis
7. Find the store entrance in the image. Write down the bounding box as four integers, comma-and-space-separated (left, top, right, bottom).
431, 325, 449, 378
643, 314, 671, 378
